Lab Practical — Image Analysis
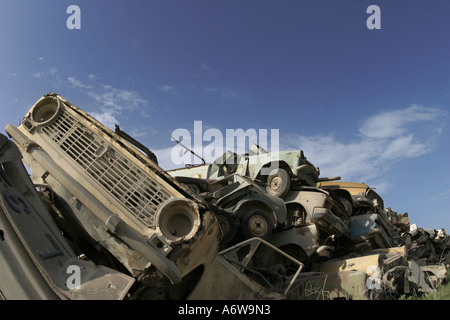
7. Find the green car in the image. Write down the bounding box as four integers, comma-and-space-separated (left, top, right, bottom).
169, 144, 323, 198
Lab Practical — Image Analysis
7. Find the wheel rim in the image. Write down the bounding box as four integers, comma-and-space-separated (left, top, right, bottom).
247, 214, 269, 237
268, 175, 282, 193
266, 168, 290, 198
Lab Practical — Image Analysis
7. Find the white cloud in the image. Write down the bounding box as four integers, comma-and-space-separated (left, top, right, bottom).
87, 85, 148, 112
29, 66, 149, 126
49, 74, 151, 129
280, 105, 446, 184
369, 181, 393, 196
153, 146, 179, 170
359, 104, 443, 139
68, 76, 92, 89
83, 82, 151, 128
89, 110, 119, 130
49, 67, 58, 75
203, 86, 242, 99
129, 127, 148, 139
379, 134, 428, 161
158, 85, 174, 92
429, 188, 450, 202
145, 105, 447, 187
201, 64, 216, 73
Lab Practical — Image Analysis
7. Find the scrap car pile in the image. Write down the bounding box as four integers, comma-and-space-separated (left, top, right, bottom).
0, 93, 449, 300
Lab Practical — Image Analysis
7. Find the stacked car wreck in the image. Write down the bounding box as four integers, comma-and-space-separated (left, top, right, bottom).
1, 93, 449, 300
3, 93, 221, 299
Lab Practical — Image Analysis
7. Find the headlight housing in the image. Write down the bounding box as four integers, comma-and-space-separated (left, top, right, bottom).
24, 96, 62, 130
155, 198, 201, 243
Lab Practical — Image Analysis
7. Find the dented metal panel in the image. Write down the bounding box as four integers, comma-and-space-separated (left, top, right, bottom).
268, 224, 319, 258
349, 213, 393, 248
0, 133, 135, 300
5, 94, 221, 291
189, 237, 303, 300
2, 92, 450, 300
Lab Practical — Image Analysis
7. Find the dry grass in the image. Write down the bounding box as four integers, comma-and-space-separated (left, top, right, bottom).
398, 268, 450, 300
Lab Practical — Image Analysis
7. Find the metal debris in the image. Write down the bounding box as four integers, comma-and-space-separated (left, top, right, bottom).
1, 93, 448, 300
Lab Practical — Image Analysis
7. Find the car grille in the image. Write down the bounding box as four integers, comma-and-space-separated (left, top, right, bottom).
41, 109, 172, 228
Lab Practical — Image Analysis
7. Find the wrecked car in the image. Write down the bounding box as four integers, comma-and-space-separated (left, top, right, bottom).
317, 181, 402, 250
404, 224, 450, 266
169, 144, 323, 198
4, 93, 221, 299
172, 173, 287, 243
219, 144, 322, 197
172, 173, 322, 263
198, 174, 288, 243
316, 181, 385, 217
0, 133, 135, 299
189, 237, 304, 299
309, 244, 448, 299
2, 92, 449, 301
170, 149, 352, 261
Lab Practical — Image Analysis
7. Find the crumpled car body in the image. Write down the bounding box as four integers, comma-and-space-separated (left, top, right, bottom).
170, 144, 357, 265
171, 170, 340, 263
169, 144, 350, 243
172, 173, 288, 245
349, 213, 397, 249
0, 133, 135, 299
188, 237, 304, 300
316, 181, 384, 217
169, 144, 321, 197
284, 187, 349, 237
317, 181, 401, 250
3, 92, 449, 301
233, 144, 320, 188
5, 93, 221, 298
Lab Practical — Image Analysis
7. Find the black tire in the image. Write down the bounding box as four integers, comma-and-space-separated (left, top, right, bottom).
215, 211, 236, 244
266, 168, 290, 198
338, 197, 353, 217
187, 184, 202, 194
240, 210, 273, 240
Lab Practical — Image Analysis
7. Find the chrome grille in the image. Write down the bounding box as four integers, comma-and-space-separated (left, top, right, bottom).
41, 109, 172, 227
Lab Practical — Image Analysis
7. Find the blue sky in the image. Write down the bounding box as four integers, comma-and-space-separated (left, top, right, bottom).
1, 0, 450, 231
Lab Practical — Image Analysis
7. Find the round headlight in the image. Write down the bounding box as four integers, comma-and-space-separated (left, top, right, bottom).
155, 198, 201, 242
31, 97, 61, 126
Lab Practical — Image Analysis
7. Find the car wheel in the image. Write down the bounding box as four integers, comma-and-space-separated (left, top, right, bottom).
338, 197, 353, 217
240, 210, 273, 240
266, 168, 290, 198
